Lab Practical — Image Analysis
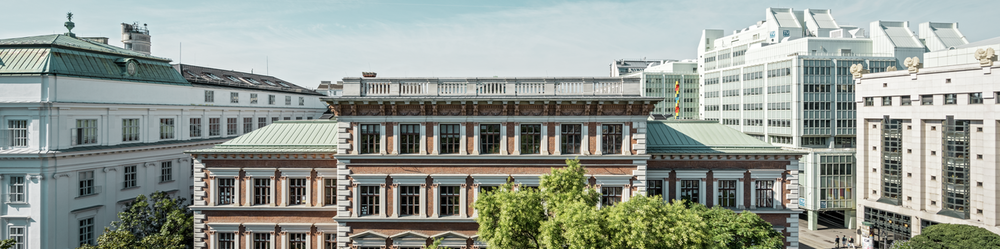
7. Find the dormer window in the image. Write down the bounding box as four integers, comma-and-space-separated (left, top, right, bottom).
203, 73, 222, 80
244, 78, 261, 85
262, 80, 277, 86
277, 81, 291, 87
224, 75, 241, 83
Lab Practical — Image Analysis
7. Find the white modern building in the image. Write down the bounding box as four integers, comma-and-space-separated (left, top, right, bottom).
855, 38, 998, 246
696, 7, 963, 231
0, 21, 327, 248
626, 61, 700, 119
610, 58, 674, 77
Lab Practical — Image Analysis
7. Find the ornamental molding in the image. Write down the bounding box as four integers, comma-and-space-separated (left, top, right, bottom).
904, 57, 921, 73
975, 47, 996, 67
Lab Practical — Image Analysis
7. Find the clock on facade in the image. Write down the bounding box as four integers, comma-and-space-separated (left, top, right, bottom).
125, 59, 138, 76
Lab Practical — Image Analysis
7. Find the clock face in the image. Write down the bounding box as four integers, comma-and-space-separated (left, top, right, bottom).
126, 60, 137, 76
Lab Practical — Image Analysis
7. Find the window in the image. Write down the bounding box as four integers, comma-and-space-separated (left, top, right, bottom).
399, 124, 420, 154
864, 97, 874, 106
285, 96, 292, 105
250, 93, 258, 104
253, 179, 271, 205
284, 117, 291, 121
217, 233, 235, 249
601, 187, 622, 207
944, 94, 957, 105
240, 117, 253, 134
8, 226, 23, 249
79, 171, 95, 196
227, 118, 238, 135
324, 179, 337, 205
359, 186, 380, 216
79, 217, 94, 246
399, 186, 420, 216
189, 118, 202, 137
970, 93, 983, 104
325, 234, 336, 249
288, 233, 307, 249
921, 95, 934, 105
520, 124, 541, 154
561, 124, 581, 154
7, 120, 28, 148
755, 180, 774, 207
209, 118, 221, 136
440, 186, 460, 216
863, 207, 912, 240
73, 119, 98, 145
718, 180, 737, 207
680, 180, 699, 203
299, 97, 305, 106
943, 118, 970, 218
439, 124, 461, 154
230, 92, 239, 103
9, 176, 24, 203
901, 96, 912, 106
159, 118, 175, 140
258, 117, 267, 129
253, 233, 270, 249
882, 97, 892, 106
802, 137, 827, 146
646, 180, 663, 198
882, 118, 903, 204
160, 161, 173, 182
268, 95, 276, 105
218, 178, 235, 205
820, 155, 854, 209
289, 179, 307, 205
480, 124, 501, 154
121, 118, 140, 142
123, 165, 137, 189
360, 124, 381, 154
602, 124, 623, 154
205, 90, 214, 102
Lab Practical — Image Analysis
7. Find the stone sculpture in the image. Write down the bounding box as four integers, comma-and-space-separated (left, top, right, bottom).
904, 57, 921, 73
974, 47, 996, 67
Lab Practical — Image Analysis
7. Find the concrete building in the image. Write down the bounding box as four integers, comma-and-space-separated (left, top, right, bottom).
854, 38, 998, 247
317, 81, 344, 97
609, 59, 674, 77
695, 7, 964, 231
628, 61, 700, 120
188, 76, 805, 248
0, 18, 326, 248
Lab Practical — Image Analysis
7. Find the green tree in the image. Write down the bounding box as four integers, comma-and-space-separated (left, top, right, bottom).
904, 223, 1000, 248
694, 205, 783, 249
604, 196, 710, 249
78, 191, 193, 249
0, 239, 16, 249
474, 182, 545, 248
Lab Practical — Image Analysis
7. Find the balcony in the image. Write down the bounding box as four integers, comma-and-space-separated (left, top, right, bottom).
341, 77, 642, 98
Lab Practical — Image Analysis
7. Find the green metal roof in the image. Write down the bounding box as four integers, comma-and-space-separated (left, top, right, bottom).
0, 34, 190, 85
188, 121, 338, 154
646, 120, 798, 154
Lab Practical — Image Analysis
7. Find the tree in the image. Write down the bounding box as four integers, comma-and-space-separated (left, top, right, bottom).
474, 182, 545, 248
693, 205, 783, 249
603, 196, 710, 248
0, 239, 16, 249
78, 191, 193, 249
903, 223, 1000, 248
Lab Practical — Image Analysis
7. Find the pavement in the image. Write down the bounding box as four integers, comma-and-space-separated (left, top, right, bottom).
797, 216, 859, 249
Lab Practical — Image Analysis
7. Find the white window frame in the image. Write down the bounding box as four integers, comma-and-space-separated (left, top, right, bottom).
315, 225, 339, 249
205, 90, 215, 102
674, 170, 708, 205
7, 175, 26, 204
316, 169, 338, 207
160, 160, 174, 182
243, 223, 276, 249
6, 119, 29, 148
749, 169, 784, 209
594, 175, 632, 208
391, 174, 428, 218
121, 118, 141, 143
351, 174, 387, 218
122, 165, 138, 189
471, 174, 509, 217
250, 93, 259, 104
78, 171, 99, 197
713, 171, 747, 209
281, 169, 313, 207
159, 118, 176, 140
78, 216, 95, 246
210, 168, 242, 206
209, 223, 241, 249
434, 175, 466, 217
244, 168, 276, 207
279, 224, 313, 249
72, 119, 99, 146
7, 225, 24, 249
231, 92, 240, 104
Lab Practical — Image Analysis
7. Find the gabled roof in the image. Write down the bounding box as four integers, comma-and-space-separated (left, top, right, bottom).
187, 121, 337, 154
645, 120, 800, 155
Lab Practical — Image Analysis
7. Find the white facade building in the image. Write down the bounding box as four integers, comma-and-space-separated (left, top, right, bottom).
855, 38, 998, 246
0, 30, 326, 248
629, 61, 701, 119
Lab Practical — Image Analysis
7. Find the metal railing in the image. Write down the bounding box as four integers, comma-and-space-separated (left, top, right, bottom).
354, 79, 637, 97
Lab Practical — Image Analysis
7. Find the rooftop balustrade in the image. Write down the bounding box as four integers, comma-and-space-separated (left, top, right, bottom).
339, 77, 643, 98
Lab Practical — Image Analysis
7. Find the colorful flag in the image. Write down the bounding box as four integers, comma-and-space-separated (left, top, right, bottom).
674, 80, 680, 118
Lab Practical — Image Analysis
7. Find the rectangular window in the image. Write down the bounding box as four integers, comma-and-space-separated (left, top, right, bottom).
289, 233, 307, 249
8, 176, 24, 203
969, 93, 983, 104
399, 124, 420, 154
437, 186, 462, 216
79, 218, 94, 246
283, 117, 291, 121
296, 117, 302, 120
74, 119, 98, 145
680, 180, 699, 203
755, 180, 774, 207
253, 233, 270, 249
8, 226, 24, 249
79, 171, 94, 196
325, 234, 336, 249
601, 124, 623, 154
289, 178, 307, 205
159, 118, 175, 140
943, 118, 971, 218
561, 124, 582, 154
359, 185, 380, 216
258, 117, 267, 129
647, 180, 662, 198
209, 118, 221, 136
882, 118, 903, 204
122, 118, 140, 142
218, 178, 235, 205
7, 120, 28, 148
160, 161, 173, 182
480, 124, 501, 154
123, 165, 137, 189
272, 117, 279, 123
864, 97, 874, 106
285, 96, 292, 105
226, 118, 237, 135
718, 180, 737, 207
217, 233, 235, 249
820, 155, 855, 209
189, 118, 202, 137
882, 97, 892, 106
520, 124, 541, 154
360, 124, 381, 154
601, 187, 623, 207
944, 94, 957, 105
921, 95, 934, 105
243, 117, 253, 133
901, 96, 912, 106
268, 95, 276, 105
299, 97, 305, 106
230, 92, 239, 104
250, 93, 258, 104
399, 186, 420, 216
253, 179, 271, 205
204, 90, 214, 102
324, 179, 336, 205
439, 124, 461, 154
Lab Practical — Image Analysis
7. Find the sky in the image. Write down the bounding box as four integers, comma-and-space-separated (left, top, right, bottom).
1, 0, 994, 89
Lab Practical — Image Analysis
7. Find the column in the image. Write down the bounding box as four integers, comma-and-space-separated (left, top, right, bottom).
316, 177, 325, 207
460, 184, 468, 217
500, 123, 508, 155
305, 176, 312, 207
269, 176, 277, 207
419, 123, 427, 155
208, 176, 217, 206
595, 123, 602, 155
553, 123, 561, 155
750, 179, 756, 209
233, 176, 241, 207
432, 184, 440, 218
459, 123, 467, 155
420, 184, 428, 217
393, 184, 400, 218
623, 123, 631, 155
379, 183, 387, 218
540, 123, 549, 155
352, 123, 360, 155
699, 180, 706, 205
472, 123, 479, 155
513, 124, 521, 155
392, 123, 399, 155
581, 123, 590, 155
280, 176, 288, 207
379, 123, 387, 155
808, 210, 818, 231
432, 124, 440, 155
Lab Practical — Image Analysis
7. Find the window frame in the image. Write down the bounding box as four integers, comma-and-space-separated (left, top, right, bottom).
969, 92, 983, 104
324, 179, 337, 206
359, 185, 381, 216
439, 185, 461, 216
253, 233, 271, 249
121, 118, 141, 142
209, 118, 221, 137
159, 118, 175, 140
601, 124, 623, 154
8, 225, 24, 249
189, 118, 202, 138
298, 97, 305, 106
399, 124, 420, 154
123, 165, 138, 189
718, 180, 738, 208
881, 96, 892, 106
944, 94, 957, 105
160, 161, 173, 182
79, 217, 94, 246
258, 117, 268, 129
647, 180, 663, 198
73, 119, 98, 146
8, 176, 25, 203
901, 95, 912, 106
288, 178, 307, 206
253, 178, 271, 205
519, 124, 541, 154
479, 124, 501, 154
204, 90, 215, 103
755, 180, 775, 208
921, 95, 934, 105
398, 185, 421, 216
250, 93, 258, 104
439, 124, 461, 154
680, 180, 699, 204
285, 96, 292, 105
243, 117, 254, 134
216, 232, 235, 249
7, 120, 29, 148
226, 118, 238, 136
560, 124, 582, 154
601, 186, 623, 207
359, 124, 381, 154
78, 171, 95, 197
230, 92, 239, 104
268, 95, 276, 105
217, 178, 235, 205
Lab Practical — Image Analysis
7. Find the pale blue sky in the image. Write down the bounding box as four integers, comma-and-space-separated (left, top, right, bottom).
2, 0, 994, 89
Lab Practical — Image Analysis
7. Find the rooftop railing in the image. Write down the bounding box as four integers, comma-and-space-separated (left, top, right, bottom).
345, 78, 640, 97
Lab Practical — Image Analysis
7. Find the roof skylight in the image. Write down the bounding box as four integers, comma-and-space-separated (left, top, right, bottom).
244, 78, 261, 84
224, 75, 241, 83
204, 73, 222, 80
